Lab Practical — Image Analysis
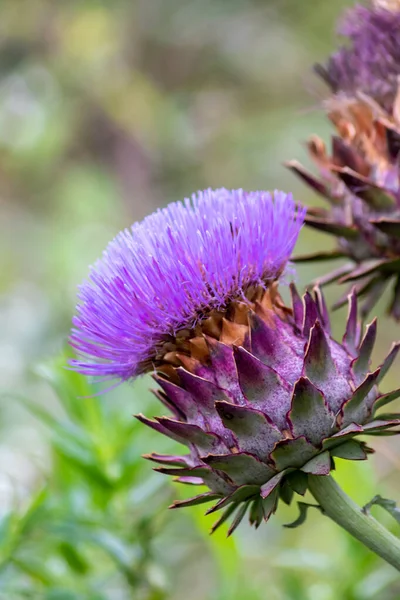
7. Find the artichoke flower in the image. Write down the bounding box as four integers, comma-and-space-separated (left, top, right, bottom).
288, 0, 400, 318
70, 188, 400, 535
316, 1, 400, 112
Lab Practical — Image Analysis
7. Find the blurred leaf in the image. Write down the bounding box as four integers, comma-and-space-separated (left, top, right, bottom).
284, 502, 322, 529
58, 542, 89, 575
363, 495, 400, 526
11, 556, 53, 585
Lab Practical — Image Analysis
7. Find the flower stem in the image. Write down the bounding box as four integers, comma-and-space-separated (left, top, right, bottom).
308, 474, 400, 571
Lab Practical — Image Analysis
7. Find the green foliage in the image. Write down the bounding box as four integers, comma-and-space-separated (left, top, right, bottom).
0, 353, 173, 598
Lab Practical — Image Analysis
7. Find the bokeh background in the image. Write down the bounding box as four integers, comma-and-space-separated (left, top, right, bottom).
1, 1, 400, 598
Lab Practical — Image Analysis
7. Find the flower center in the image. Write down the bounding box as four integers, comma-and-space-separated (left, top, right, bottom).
145, 282, 293, 382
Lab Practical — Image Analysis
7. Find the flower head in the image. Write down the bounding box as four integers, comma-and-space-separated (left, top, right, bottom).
289, 1, 400, 319
317, 1, 400, 111
70, 189, 304, 380
70, 187, 400, 534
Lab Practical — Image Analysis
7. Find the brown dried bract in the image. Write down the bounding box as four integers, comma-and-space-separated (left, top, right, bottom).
142, 282, 292, 378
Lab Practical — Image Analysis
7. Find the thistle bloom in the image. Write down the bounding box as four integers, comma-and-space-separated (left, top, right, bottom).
70, 189, 303, 379
288, 0, 400, 318
71, 188, 400, 534
316, 1, 400, 112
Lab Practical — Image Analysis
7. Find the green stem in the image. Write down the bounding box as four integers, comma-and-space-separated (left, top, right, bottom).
308, 474, 400, 571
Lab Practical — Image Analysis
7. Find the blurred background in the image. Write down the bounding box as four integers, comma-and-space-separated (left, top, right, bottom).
1, 0, 400, 598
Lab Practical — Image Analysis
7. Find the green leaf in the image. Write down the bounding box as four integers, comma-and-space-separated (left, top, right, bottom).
370, 218, 400, 238
331, 440, 368, 461
271, 437, 317, 471
170, 492, 222, 509
287, 471, 308, 496
262, 488, 279, 522
279, 480, 294, 505
292, 250, 346, 263
341, 258, 400, 282
374, 388, 400, 411
51, 435, 113, 490
341, 369, 380, 426
363, 495, 400, 526
211, 504, 238, 534
11, 556, 54, 585
215, 401, 281, 459
301, 451, 331, 475
352, 319, 377, 384
203, 452, 274, 486
58, 542, 89, 574
206, 485, 260, 514
289, 377, 335, 446
284, 502, 323, 529
227, 501, 251, 537
35, 352, 97, 425
248, 498, 264, 529
304, 215, 359, 239
259, 471, 284, 500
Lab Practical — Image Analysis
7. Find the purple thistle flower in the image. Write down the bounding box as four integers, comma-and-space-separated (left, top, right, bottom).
70, 188, 304, 381
317, 1, 400, 111
289, 1, 400, 319
69, 187, 400, 534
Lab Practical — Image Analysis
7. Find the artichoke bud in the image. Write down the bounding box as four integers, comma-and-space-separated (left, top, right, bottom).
289, 1, 400, 319
139, 285, 400, 534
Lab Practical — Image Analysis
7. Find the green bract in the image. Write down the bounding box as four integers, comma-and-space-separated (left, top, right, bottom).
139, 286, 400, 534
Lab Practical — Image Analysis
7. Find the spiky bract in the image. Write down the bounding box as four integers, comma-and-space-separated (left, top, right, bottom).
140, 288, 400, 535
289, 0, 400, 318
70, 189, 304, 379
